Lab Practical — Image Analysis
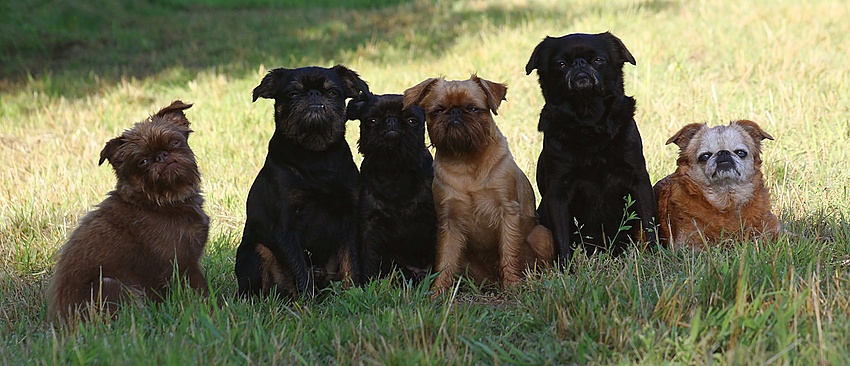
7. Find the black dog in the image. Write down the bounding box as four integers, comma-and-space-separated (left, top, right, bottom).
235, 65, 370, 298
525, 32, 656, 267
347, 94, 437, 283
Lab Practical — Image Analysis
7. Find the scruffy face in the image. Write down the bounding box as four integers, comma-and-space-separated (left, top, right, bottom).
668, 120, 774, 187
348, 94, 426, 157
99, 101, 200, 205
525, 32, 635, 103
403, 75, 507, 156
252, 65, 371, 151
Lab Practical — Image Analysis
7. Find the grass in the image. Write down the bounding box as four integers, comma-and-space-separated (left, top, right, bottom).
2, 0, 849, 364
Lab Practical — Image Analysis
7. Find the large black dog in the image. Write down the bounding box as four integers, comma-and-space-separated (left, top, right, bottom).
525, 32, 656, 267
347, 94, 437, 282
235, 65, 370, 298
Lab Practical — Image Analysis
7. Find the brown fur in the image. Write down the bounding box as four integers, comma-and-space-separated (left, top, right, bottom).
403, 75, 553, 296
47, 101, 209, 322
654, 120, 781, 250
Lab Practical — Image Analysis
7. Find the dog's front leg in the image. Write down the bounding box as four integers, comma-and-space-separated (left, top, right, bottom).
338, 225, 360, 288
432, 216, 466, 297
544, 189, 573, 271
498, 202, 525, 288
269, 231, 311, 297
183, 261, 210, 296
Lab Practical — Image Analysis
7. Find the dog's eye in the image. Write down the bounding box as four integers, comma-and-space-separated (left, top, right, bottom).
593, 57, 606, 66
556, 61, 567, 69
734, 149, 748, 158
327, 89, 339, 98
407, 118, 418, 125
698, 152, 712, 162
171, 140, 180, 147
368, 118, 378, 125
287, 91, 300, 99
432, 108, 444, 115
469, 107, 479, 113
139, 158, 149, 166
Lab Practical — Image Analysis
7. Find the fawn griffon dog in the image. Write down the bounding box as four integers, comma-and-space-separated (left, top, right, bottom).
403, 75, 553, 296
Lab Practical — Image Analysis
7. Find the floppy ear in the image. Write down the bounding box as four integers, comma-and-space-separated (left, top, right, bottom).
252, 68, 287, 102
525, 36, 553, 75
154, 100, 193, 127
601, 31, 636, 65
665, 123, 705, 149
732, 119, 774, 142
471, 74, 508, 115
331, 64, 372, 99
403, 78, 440, 110
99, 136, 126, 166
345, 94, 371, 121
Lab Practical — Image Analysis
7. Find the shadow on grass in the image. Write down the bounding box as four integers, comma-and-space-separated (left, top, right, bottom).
0, 0, 676, 99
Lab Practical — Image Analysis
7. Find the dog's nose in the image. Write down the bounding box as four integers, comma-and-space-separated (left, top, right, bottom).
308, 90, 321, 99
386, 117, 398, 126
572, 59, 589, 67
715, 150, 735, 170
449, 108, 463, 117
155, 151, 169, 163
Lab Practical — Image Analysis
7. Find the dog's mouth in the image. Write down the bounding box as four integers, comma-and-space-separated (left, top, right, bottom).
710, 166, 740, 179
384, 130, 401, 138
308, 104, 325, 110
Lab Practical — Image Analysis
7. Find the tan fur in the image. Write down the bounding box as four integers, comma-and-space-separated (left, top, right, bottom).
655, 120, 781, 250
403, 75, 553, 296
46, 101, 209, 322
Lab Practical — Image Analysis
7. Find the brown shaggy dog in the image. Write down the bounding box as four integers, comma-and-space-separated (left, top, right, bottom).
654, 120, 782, 250
403, 75, 553, 296
47, 101, 209, 321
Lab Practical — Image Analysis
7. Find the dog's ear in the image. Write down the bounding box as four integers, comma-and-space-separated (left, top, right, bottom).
331, 64, 372, 99
252, 68, 288, 102
471, 74, 507, 115
154, 100, 193, 127
666, 123, 705, 149
526, 36, 554, 75
346, 93, 371, 121
403, 78, 440, 110
601, 31, 636, 66
99, 136, 126, 166
732, 120, 774, 142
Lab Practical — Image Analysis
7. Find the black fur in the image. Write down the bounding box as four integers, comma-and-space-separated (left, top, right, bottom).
526, 32, 656, 268
347, 94, 437, 282
235, 65, 370, 298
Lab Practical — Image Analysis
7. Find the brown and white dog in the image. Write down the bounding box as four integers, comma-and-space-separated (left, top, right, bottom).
654, 120, 782, 250
403, 75, 553, 296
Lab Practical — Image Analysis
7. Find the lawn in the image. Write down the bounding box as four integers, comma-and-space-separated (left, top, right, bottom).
1, 0, 849, 364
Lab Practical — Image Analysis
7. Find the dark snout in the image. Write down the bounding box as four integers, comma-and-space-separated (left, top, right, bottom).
384, 117, 400, 138
308, 90, 325, 110
449, 108, 463, 126
714, 150, 735, 171
566, 59, 600, 91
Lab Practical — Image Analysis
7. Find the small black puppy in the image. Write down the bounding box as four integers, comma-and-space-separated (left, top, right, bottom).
235, 65, 370, 298
526, 32, 656, 267
347, 94, 437, 282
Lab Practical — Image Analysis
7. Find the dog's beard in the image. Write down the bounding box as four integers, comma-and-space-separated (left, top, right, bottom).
428, 118, 493, 156
279, 102, 346, 151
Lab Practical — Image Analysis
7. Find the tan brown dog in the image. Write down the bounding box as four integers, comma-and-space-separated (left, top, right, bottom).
403, 75, 553, 296
654, 120, 781, 250
47, 101, 209, 322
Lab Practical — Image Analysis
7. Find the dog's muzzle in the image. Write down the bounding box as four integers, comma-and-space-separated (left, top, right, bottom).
449, 108, 463, 127
714, 150, 736, 172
